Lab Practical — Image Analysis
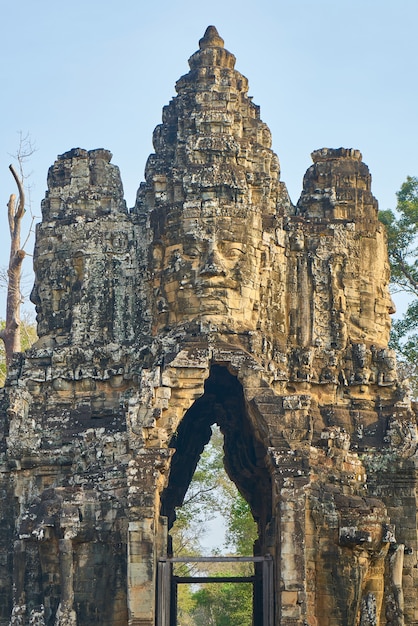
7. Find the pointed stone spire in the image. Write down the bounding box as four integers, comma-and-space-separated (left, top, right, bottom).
199, 25, 224, 49
188, 25, 235, 70
135, 25, 290, 338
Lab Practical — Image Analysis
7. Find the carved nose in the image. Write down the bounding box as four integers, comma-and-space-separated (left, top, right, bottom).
199, 250, 226, 277
30, 284, 40, 307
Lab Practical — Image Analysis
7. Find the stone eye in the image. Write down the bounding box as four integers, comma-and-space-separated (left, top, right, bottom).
152, 244, 164, 264
183, 244, 203, 258
221, 244, 245, 260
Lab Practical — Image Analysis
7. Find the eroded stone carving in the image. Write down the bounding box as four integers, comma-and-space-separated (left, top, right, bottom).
0, 25, 417, 626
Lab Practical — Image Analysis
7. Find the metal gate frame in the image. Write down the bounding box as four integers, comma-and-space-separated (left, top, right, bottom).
157, 555, 273, 626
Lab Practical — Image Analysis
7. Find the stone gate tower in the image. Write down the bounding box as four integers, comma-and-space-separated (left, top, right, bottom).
0, 26, 417, 626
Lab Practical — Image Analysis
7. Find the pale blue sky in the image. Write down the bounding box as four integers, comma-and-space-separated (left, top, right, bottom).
1, 0, 417, 315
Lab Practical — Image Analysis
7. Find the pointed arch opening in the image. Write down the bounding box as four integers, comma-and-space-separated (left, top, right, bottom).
159, 364, 274, 625
161, 364, 272, 554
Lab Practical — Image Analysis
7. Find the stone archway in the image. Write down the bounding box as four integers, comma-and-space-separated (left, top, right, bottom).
159, 364, 274, 625
1, 25, 417, 626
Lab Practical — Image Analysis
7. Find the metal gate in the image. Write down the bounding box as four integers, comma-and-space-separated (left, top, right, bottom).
157, 555, 274, 626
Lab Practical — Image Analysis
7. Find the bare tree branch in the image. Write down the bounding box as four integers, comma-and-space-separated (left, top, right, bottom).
1, 134, 36, 372
393, 250, 418, 294
9, 164, 25, 221
21, 213, 36, 252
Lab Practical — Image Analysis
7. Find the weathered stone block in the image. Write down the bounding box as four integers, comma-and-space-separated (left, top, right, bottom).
0, 24, 416, 626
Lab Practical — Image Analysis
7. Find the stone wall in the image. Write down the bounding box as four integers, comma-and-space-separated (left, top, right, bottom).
0, 25, 417, 626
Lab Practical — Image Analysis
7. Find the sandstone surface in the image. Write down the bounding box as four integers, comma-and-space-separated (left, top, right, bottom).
0, 25, 417, 626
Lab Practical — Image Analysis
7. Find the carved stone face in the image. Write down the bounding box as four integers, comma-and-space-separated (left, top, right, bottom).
151, 204, 263, 330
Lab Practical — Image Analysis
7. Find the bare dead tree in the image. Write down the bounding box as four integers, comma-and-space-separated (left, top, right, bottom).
0, 134, 36, 370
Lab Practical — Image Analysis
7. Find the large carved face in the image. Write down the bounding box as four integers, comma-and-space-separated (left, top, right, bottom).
151, 203, 263, 330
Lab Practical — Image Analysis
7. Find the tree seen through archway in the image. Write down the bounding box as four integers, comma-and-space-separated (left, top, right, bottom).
170, 425, 257, 625
160, 365, 274, 625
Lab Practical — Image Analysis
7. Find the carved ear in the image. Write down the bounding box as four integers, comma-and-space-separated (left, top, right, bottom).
151, 241, 164, 269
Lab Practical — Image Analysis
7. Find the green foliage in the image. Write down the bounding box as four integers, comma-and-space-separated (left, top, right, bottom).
225, 494, 258, 556
176, 585, 196, 626
170, 426, 257, 557
379, 176, 418, 394
170, 425, 258, 625
170, 427, 236, 559
379, 176, 418, 297
189, 581, 253, 626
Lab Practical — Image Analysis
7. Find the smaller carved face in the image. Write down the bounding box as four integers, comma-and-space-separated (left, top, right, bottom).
151, 209, 262, 328
30, 259, 68, 335
30, 250, 83, 337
